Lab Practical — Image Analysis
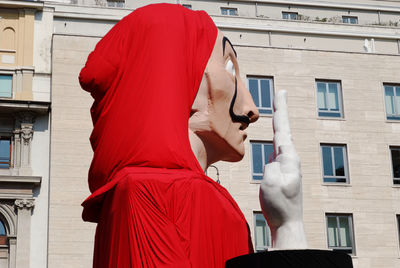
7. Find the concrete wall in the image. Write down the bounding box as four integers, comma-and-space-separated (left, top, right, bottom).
49, 34, 97, 268
30, 115, 50, 268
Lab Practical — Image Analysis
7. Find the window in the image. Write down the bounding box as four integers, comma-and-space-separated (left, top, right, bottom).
391, 147, 400, 184
248, 77, 274, 115
0, 75, 12, 98
182, 4, 192, 9
342, 16, 358, 24
397, 215, 400, 246
106, 0, 124, 8
221, 7, 238, 16
326, 214, 355, 254
251, 142, 274, 180
384, 84, 400, 120
321, 144, 349, 183
0, 137, 10, 169
282, 11, 298, 20
254, 212, 271, 251
316, 80, 343, 118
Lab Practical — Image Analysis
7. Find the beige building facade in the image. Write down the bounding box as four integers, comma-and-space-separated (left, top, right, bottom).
4, 0, 397, 267
0, 1, 51, 268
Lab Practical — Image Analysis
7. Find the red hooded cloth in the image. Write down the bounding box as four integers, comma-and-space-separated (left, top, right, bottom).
79, 4, 253, 267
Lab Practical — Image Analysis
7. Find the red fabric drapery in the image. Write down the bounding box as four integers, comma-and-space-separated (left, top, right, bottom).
79, 4, 253, 267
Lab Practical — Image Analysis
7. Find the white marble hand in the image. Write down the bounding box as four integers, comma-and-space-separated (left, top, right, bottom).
259, 90, 307, 249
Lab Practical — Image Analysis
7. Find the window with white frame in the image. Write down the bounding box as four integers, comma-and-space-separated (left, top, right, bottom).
254, 212, 271, 251
182, 4, 192, 9
0, 75, 12, 98
0, 137, 10, 169
321, 144, 349, 183
390, 147, 400, 185
384, 84, 400, 120
221, 7, 238, 16
326, 214, 355, 254
251, 142, 274, 180
248, 77, 274, 115
282, 11, 298, 20
106, 0, 124, 8
316, 80, 343, 118
342, 16, 358, 24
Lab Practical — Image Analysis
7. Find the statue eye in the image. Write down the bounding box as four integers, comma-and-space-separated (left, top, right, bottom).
225, 59, 236, 77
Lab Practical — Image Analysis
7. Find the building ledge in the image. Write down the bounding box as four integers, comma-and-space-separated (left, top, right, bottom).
0, 0, 44, 10
0, 99, 50, 115
0, 175, 41, 199
234, 0, 400, 13
0, 176, 41, 185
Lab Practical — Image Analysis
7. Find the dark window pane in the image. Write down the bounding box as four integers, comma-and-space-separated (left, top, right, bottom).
396, 87, 400, 115
391, 148, 400, 179
338, 217, 351, 247
397, 216, 400, 246
327, 216, 338, 247
253, 175, 263, 180
322, 146, 333, 176
317, 82, 327, 110
318, 111, 341, 117
336, 178, 347, 183
259, 109, 273, 115
252, 143, 263, 174
260, 80, 271, 108
324, 177, 336, 183
255, 213, 266, 247
334, 147, 345, 176
385, 86, 395, 116
228, 9, 237, 15
0, 139, 10, 168
254, 213, 271, 250
328, 83, 339, 111
0, 220, 5, 236
249, 79, 260, 106
263, 143, 274, 164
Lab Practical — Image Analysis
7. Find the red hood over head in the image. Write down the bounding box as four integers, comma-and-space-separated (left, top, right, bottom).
79, 4, 218, 193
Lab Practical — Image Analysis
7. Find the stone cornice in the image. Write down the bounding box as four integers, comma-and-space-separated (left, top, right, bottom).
0, 0, 44, 10
215, 20, 400, 40
0, 175, 41, 200
0, 176, 41, 185
0, 100, 50, 115
226, 0, 400, 13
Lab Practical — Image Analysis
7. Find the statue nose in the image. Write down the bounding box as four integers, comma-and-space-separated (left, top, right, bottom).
240, 82, 259, 124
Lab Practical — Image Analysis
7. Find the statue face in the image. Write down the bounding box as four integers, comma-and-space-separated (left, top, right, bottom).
190, 31, 259, 163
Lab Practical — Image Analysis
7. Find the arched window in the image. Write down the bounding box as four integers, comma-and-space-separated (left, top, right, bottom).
1, 27, 16, 50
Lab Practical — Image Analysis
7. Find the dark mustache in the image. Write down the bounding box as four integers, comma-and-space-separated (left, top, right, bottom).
229, 78, 250, 125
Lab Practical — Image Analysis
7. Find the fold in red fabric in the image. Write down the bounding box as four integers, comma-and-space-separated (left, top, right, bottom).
79, 3, 253, 267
